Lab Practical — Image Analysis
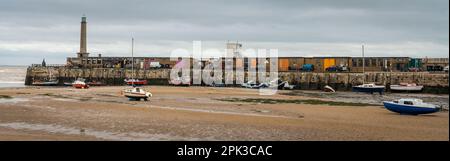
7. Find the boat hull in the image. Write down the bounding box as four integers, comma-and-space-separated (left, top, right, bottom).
73, 84, 89, 89
383, 102, 439, 115
125, 80, 147, 86
352, 86, 385, 94
87, 82, 105, 86
32, 82, 59, 86
123, 92, 151, 101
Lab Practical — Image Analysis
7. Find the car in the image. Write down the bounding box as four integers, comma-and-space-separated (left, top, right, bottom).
326, 66, 338, 72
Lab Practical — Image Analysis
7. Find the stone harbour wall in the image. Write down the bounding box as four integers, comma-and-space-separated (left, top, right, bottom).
25, 66, 449, 94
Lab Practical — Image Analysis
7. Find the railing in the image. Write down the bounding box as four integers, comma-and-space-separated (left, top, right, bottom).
31, 64, 66, 67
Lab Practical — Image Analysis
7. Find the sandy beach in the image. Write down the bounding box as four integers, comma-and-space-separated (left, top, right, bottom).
0, 86, 448, 141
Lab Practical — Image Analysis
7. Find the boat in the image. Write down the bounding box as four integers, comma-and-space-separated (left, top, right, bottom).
267, 78, 294, 90
351, 45, 385, 95
241, 80, 268, 89
383, 99, 440, 115
63, 82, 73, 86
390, 83, 423, 92
352, 83, 385, 94
72, 78, 89, 89
125, 79, 147, 86
122, 87, 152, 101
122, 38, 152, 101
32, 68, 59, 86
323, 85, 336, 92
87, 81, 105, 86
32, 79, 59, 86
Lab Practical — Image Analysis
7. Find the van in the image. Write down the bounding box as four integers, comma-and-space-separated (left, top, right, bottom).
150, 62, 162, 68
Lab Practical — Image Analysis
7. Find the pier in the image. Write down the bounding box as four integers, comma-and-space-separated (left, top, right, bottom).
25, 66, 449, 94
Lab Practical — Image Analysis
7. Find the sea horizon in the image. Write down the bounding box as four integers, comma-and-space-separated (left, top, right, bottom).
0, 65, 27, 88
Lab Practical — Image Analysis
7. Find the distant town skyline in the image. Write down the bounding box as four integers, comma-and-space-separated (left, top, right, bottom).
0, 0, 448, 65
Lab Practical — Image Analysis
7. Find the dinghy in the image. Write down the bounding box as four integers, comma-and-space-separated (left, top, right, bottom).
383, 99, 440, 115
324, 85, 336, 92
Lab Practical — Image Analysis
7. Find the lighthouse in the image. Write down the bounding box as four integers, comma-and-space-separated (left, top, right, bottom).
77, 15, 89, 58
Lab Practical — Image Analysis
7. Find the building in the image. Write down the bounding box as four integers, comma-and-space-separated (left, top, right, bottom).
65, 16, 449, 73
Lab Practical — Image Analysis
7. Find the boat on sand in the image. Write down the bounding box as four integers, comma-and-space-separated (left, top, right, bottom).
383, 98, 440, 115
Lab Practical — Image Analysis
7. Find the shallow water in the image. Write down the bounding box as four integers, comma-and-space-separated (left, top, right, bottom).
0, 97, 28, 104
0, 66, 27, 88
0, 122, 205, 141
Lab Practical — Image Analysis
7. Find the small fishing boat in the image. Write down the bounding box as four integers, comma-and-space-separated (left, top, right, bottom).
87, 81, 105, 86
63, 82, 73, 86
122, 38, 152, 101
390, 83, 423, 92
122, 87, 152, 101
324, 85, 336, 92
241, 80, 268, 89
352, 45, 385, 95
268, 78, 295, 90
383, 99, 440, 115
124, 79, 147, 86
32, 68, 59, 86
32, 79, 59, 86
72, 78, 89, 89
352, 83, 385, 95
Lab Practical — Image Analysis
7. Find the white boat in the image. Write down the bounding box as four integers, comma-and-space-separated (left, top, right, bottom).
122, 38, 153, 101
324, 85, 336, 92
267, 78, 295, 90
383, 98, 440, 115
390, 83, 423, 92
281, 81, 295, 90
72, 78, 89, 89
241, 80, 268, 89
122, 87, 152, 101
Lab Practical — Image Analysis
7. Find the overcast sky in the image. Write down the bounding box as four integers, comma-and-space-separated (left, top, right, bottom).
0, 0, 448, 65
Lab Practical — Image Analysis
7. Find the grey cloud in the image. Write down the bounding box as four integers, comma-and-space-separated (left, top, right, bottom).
0, 0, 448, 65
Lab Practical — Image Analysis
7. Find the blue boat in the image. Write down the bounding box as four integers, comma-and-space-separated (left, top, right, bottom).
352, 83, 385, 95
383, 99, 440, 115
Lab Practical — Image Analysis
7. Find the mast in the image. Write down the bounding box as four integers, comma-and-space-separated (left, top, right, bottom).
131, 38, 134, 85
362, 44, 365, 84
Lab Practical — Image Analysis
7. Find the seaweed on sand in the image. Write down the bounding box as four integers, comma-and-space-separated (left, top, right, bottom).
217, 98, 379, 107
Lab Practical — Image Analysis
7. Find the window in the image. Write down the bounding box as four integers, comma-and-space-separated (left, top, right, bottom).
404, 101, 414, 105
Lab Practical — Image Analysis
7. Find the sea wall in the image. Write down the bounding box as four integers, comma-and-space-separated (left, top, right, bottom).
25, 66, 449, 94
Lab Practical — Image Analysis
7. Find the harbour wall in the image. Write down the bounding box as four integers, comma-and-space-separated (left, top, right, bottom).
25, 66, 449, 94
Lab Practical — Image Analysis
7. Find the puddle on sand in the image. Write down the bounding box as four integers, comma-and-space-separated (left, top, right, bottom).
0, 98, 28, 104
0, 122, 206, 141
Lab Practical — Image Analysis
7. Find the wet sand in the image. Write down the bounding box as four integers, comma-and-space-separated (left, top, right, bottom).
0, 86, 448, 141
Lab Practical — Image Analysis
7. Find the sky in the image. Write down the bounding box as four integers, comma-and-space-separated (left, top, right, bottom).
0, 0, 448, 65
